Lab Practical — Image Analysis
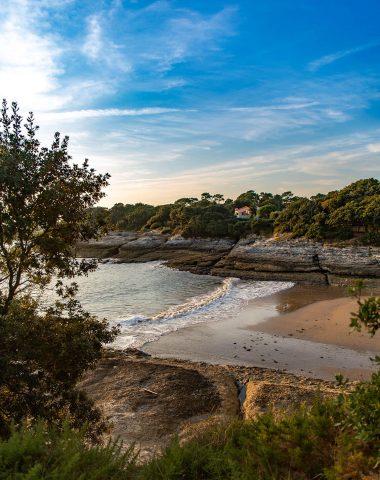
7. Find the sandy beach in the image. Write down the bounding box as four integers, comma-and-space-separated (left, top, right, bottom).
249, 295, 380, 352
145, 284, 380, 381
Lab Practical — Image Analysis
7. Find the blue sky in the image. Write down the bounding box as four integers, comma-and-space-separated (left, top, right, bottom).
0, 0, 379, 205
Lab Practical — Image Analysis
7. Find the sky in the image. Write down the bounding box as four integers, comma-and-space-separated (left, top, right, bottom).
0, 0, 379, 206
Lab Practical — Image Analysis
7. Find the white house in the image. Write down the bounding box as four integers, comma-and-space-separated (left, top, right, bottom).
234, 206, 252, 219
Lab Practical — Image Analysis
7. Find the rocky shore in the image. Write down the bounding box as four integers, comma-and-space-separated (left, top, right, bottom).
80, 349, 340, 459
76, 231, 380, 286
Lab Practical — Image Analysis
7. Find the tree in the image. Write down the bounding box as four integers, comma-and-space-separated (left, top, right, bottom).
121, 203, 156, 230
0, 101, 117, 439
201, 192, 212, 202
0, 100, 110, 312
174, 197, 198, 206
234, 190, 259, 210
109, 202, 128, 228
212, 193, 225, 204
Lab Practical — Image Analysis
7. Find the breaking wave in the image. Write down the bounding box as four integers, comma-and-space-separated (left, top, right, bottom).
112, 277, 294, 348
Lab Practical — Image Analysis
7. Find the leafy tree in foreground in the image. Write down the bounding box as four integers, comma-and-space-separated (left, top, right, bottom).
0, 100, 110, 310
0, 101, 117, 439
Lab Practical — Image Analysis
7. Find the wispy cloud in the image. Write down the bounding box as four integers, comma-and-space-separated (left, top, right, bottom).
40, 107, 182, 121
367, 143, 380, 153
0, 1, 119, 111
81, 2, 237, 77
308, 41, 380, 71
82, 14, 131, 73
82, 15, 103, 61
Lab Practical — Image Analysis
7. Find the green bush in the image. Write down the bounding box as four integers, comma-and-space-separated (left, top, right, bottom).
0, 423, 137, 480
140, 398, 341, 480
361, 230, 380, 246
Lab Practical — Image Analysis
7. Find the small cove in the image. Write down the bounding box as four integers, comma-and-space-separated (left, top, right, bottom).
42, 261, 294, 348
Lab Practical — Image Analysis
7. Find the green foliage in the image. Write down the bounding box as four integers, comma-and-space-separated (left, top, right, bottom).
328, 367, 380, 477
141, 398, 341, 480
349, 281, 380, 336
0, 101, 116, 439
275, 178, 380, 242
0, 422, 137, 479
145, 205, 172, 229
0, 101, 110, 312
95, 180, 379, 244
340, 369, 380, 467
86, 207, 110, 235
0, 296, 117, 440
351, 296, 380, 337
176, 204, 235, 238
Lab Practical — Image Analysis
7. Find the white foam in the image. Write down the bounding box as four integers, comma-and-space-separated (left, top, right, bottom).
112, 278, 294, 348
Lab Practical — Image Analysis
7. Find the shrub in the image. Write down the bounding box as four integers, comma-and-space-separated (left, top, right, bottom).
140, 397, 341, 480
0, 422, 138, 480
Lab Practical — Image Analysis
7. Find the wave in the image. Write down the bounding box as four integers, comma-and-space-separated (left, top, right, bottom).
112, 278, 294, 349
117, 277, 235, 326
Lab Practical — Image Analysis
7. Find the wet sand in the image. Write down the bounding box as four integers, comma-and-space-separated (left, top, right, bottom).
144, 284, 380, 381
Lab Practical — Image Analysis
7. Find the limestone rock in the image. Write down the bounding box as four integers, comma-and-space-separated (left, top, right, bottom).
243, 380, 336, 420
75, 232, 380, 284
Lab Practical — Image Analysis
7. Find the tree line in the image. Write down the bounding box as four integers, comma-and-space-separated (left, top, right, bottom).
90, 179, 380, 244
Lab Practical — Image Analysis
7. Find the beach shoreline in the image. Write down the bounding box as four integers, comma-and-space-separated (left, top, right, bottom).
144, 283, 380, 381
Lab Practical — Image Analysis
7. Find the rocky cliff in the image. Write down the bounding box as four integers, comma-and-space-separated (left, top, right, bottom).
75, 232, 380, 286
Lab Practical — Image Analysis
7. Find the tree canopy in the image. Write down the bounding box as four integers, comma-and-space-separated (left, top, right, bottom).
275, 178, 380, 243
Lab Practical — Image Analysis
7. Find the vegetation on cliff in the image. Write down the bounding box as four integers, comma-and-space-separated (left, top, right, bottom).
275, 178, 380, 243
93, 179, 380, 244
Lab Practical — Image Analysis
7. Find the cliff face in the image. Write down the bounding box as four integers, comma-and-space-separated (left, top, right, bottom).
75, 232, 380, 286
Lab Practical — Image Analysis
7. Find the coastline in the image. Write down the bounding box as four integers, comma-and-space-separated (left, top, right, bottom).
144, 283, 380, 381
76, 232, 380, 287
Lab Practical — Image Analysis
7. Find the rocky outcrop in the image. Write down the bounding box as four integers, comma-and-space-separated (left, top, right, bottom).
243, 380, 336, 420
75, 232, 139, 258
80, 351, 339, 459
212, 238, 380, 285
75, 232, 380, 285
80, 350, 239, 459
75, 232, 235, 274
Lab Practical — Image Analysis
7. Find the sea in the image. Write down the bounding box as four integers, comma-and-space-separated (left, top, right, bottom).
44, 261, 294, 349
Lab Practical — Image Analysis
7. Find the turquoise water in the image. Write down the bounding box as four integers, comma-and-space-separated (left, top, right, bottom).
43, 261, 293, 348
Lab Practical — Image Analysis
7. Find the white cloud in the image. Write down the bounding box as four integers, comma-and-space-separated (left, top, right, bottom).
82, 14, 131, 73
308, 41, 380, 72
367, 143, 380, 153
0, 1, 66, 111
99, 130, 380, 205
93, 3, 236, 76
82, 15, 103, 61
40, 107, 181, 121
